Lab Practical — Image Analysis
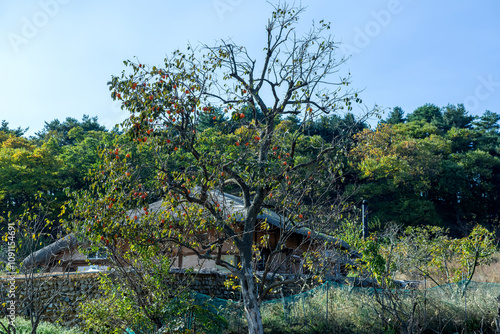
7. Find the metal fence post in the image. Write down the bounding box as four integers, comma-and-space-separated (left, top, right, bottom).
281, 287, 287, 323
326, 281, 329, 326
362, 200, 368, 239
495, 295, 500, 333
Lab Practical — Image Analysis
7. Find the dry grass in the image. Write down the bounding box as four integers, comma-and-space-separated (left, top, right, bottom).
220, 280, 500, 334
472, 252, 500, 283
221, 252, 500, 333
393, 252, 500, 287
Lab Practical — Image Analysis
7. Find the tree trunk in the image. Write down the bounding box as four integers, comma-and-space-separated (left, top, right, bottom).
30, 316, 41, 334
240, 266, 264, 334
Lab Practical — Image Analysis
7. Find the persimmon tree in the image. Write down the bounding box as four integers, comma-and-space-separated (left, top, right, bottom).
71, 3, 366, 333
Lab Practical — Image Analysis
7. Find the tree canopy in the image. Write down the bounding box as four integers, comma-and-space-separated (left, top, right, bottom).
68, 3, 368, 333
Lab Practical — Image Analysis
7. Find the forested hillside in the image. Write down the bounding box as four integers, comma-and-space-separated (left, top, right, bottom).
1, 104, 498, 237
356, 104, 500, 233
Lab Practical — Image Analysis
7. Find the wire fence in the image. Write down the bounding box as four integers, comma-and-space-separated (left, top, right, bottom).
191, 280, 500, 333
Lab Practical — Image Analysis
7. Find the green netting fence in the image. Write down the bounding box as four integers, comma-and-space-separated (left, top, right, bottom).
190, 280, 500, 333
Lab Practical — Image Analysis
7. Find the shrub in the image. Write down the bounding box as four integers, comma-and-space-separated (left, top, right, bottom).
0, 317, 83, 334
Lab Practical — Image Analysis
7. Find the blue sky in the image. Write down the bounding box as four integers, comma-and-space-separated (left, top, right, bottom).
1, 0, 499, 136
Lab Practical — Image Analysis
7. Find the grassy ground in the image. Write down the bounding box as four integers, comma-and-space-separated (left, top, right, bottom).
4, 280, 499, 333
6, 254, 500, 333
0, 317, 83, 334
221, 280, 500, 333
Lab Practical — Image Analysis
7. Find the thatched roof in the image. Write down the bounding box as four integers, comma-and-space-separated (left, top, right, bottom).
21, 234, 79, 270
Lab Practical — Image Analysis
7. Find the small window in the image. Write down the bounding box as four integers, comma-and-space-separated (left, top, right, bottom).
87, 248, 108, 260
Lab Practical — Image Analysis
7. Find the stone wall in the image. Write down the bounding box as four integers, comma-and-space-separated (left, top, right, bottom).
0, 271, 255, 327
0, 273, 102, 327
0, 271, 318, 327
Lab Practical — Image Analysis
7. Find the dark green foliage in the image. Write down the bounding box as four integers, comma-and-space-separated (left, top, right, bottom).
0, 120, 28, 136
407, 103, 443, 126
352, 108, 500, 232
382, 106, 405, 125
58, 130, 115, 190
472, 110, 500, 156
442, 103, 474, 130
284, 115, 301, 132
35, 114, 107, 146
306, 113, 367, 143
197, 107, 229, 133
473, 110, 500, 132
197, 104, 267, 134
236, 104, 266, 124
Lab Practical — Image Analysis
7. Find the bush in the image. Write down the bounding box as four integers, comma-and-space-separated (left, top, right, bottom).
0, 317, 83, 334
